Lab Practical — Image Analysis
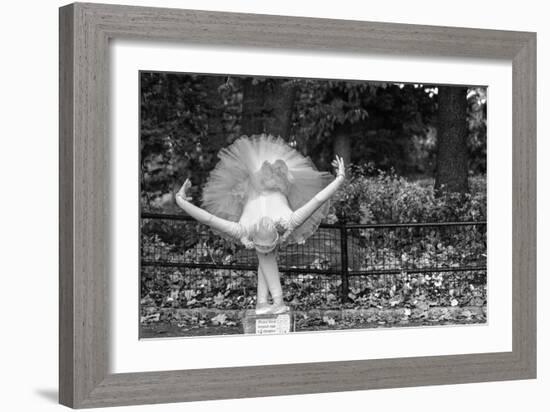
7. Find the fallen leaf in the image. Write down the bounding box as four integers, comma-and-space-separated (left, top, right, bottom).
211, 313, 227, 325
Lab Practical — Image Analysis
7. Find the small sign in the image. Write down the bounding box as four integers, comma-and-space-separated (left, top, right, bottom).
255, 314, 291, 334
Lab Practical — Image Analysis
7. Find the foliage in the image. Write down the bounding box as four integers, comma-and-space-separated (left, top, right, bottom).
139, 73, 487, 213
140, 72, 207, 205
467, 87, 488, 174
140, 266, 486, 334
291, 81, 438, 172
329, 164, 486, 224
140, 72, 243, 210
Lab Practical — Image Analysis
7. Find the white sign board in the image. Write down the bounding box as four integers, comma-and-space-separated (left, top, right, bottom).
256, 314, 291, 335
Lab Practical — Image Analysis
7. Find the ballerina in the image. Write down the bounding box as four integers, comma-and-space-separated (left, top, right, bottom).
175, 134, 345, 315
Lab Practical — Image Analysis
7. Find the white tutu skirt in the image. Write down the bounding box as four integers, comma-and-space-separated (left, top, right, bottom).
201, 134, 333, 245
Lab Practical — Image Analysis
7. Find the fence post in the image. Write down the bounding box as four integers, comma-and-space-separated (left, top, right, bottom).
340, 223, 350, 303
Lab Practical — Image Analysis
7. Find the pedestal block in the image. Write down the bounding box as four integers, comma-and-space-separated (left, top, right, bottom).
242, 309, 295, 335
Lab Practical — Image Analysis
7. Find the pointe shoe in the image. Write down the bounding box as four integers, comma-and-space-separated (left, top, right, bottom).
255, 302, 272, 315
268, 303, 290, 315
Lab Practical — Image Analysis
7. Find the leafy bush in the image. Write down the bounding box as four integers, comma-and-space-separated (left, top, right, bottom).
328, 164, 486, 224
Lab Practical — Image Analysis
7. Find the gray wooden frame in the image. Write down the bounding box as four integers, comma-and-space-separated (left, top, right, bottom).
59, 2, 536, 408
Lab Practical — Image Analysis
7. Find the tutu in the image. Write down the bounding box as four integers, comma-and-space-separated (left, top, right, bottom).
201, 134, 333, 245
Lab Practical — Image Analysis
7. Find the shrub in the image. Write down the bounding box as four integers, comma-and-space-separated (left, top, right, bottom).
328, 165, 486, 224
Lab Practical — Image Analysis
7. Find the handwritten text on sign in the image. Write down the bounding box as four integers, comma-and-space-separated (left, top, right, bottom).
255, 314, 291, 334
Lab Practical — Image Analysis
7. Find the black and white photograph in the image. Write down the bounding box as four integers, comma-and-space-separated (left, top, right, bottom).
2, 0, 544, 410
139, 72, 487, 338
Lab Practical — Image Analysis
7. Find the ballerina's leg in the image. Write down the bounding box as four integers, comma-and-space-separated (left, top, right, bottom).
255, 265, 272, 314
257, 252, 288, 313
257, 264, 269, 304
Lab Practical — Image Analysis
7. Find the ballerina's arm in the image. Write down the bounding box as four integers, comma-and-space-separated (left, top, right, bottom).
286, 156, 345, 230
175, 179, 247, 241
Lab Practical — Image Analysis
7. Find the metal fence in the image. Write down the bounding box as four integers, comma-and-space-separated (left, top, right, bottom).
140, 212, 487, 310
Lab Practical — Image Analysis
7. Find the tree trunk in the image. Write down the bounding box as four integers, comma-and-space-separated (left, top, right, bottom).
241, 78, 296, 139
202, 76, 226, 151
241, 78, 266, 136
264, 82, 296, 139
434, 86, 469, 195
332, 123, 352, 167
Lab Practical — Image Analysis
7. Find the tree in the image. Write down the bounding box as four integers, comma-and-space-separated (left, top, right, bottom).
139, 72, 482, 213
467, 87, 487, 174
434, 86, 469, 195
292, 80, 436, 172
241, 78, 296, 139
201, 76, 228, 164
140, 73, 233, 210
140, 72, 207, 207
332, 123, 352, 166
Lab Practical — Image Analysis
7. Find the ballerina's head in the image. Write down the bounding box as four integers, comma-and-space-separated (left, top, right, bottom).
251, 216, 279, 254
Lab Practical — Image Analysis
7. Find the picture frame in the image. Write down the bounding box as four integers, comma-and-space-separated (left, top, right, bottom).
59, 2, 536, 408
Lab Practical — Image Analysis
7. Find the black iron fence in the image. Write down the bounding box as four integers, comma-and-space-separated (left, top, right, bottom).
141, 212, 487, 310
